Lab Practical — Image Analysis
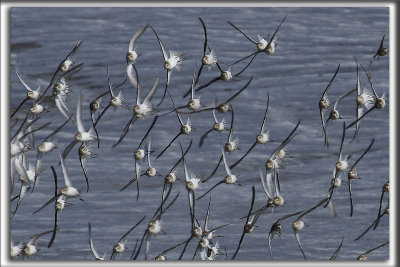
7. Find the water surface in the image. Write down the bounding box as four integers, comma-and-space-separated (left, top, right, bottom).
9, 6, 389, 261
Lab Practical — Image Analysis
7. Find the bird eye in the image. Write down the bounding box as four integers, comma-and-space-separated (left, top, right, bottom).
113, 243, 122, 252
134, 150, 142, 159
126, 52, 135, 61
331, 178, 342, 187
146, 168, 155, 176
182, 125, 190, 134
38, 144, 45, 151
357, 254, 368, 261
257, 134, 267, 144
200, 237, 209, 248
56, 202, 63, 210
225, 143, 231, 151
155, 255, 165, 260
348, 169, 357, 179
23, 247, 30, 255
186, 181, 194, 191
334, 110, 339, 118
273, 196, 284, 206
319, 99, 329, 109
90, 101, 99, 110
267, 197, 274, 205
376, 98, 385, 109
379, 48, 388, 56
356, 95, 364, 105
266, 159, 274, 169
335, 161, 345, 170
75, 133, 83, 141
245, 222, 255, 233
192, 226, 202, 237
383, 183, 389, 192
60, 60, 72, 72
166, 173, 176, 183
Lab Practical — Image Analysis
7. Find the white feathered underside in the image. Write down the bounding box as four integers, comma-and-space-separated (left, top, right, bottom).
207, 50, 218, 70
55, 95, 73, 122
222, 147, 231, 175
76, 94, 85, 133
362, 87, 375, 109
59, 153, 72, 187
168, 50, 184, 70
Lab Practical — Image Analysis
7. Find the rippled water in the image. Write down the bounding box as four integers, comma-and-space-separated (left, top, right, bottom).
9, 6, 389, 261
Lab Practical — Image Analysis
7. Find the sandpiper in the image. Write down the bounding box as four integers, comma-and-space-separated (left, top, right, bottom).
228, 14, 287, 76
230, 92, 272, 169
126, 24, 149, 64
192, 17, 221, 86
22, 229, 55, 257
268, 210, 303, 260
62, 93, 97, 160
156, 89, 192, 160
346, 64, 386, 130
357, 241, 389, 260
197, 146, 241, 200
292, 197, 329, 259
370, 31, 388, 64
319, 64, 340, 147
113, 64, 159, 147
34, 115, 72, 191
110, 216, 146, 260
150, 25, 186, 106
347, 138, 375, 216
231, 186, 256, 260
350, 57, 375, 142
10, 64, 41, 118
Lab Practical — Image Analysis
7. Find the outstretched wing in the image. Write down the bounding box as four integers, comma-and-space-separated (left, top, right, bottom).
128, 24, 149, 51
150, 25, 169, 61
227, 21, 257, 44
59, 152, 72, 187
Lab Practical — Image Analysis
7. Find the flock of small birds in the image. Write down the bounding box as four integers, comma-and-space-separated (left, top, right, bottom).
9, 14, 389, 261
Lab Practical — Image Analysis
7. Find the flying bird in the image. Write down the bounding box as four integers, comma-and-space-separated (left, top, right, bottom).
229, 14, 287, 76
126, 24, 149, 64
150, 25, 186, 106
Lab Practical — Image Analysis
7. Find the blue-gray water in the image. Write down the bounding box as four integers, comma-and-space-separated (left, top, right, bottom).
10, 7, 389, 261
